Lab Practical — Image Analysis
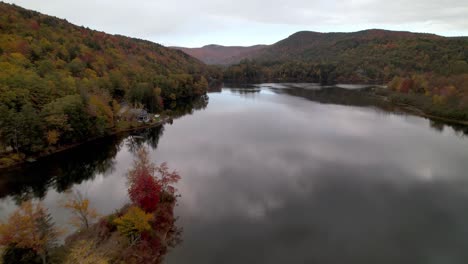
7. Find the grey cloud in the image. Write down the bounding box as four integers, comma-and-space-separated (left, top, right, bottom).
4, 0, 467, 46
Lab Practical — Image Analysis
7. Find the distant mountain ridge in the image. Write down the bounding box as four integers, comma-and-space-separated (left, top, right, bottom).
172, 44, 267, 65
250, 29, 449, 62
174, 29, 467, 67
216, 29, 467, 84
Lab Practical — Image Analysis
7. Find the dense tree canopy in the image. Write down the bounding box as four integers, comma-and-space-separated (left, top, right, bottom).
385, 73, 468, 120
223, 30, 468, 84
0, 3, 212, 163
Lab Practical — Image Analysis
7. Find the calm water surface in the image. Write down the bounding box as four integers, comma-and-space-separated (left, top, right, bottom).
1, 84, 468, 263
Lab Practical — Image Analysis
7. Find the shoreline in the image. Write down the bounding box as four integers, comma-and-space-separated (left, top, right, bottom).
2, 86, 468, 170
369, 88, 468, 127
392, 103, 468, 126
0, 117, 172, 170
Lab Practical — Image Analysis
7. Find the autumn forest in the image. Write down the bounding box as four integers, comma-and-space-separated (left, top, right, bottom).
0, 2, 212, 167
1, 1, 468, 264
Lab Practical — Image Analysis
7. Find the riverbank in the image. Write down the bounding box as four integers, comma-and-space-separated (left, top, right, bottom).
0, 148, 181, 263
370, 87, 468, 126
63, 200, 179, 263
0, 116, 172, 170
2, 85, 467, 170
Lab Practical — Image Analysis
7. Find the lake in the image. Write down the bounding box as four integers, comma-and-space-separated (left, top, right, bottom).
1, 83, 468, 263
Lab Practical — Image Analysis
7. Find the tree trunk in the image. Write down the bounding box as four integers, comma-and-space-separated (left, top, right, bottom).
41, 253, 47, 264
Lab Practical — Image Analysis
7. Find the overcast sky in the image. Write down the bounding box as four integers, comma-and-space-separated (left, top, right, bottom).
4, 0, 468, 47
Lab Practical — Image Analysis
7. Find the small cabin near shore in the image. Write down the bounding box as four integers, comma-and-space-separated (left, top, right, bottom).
122, 108, 150, 122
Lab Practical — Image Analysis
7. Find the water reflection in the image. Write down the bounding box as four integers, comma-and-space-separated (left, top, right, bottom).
171, 162, 468, 263
207, 81, 223, 93
0, 95, 209, 204
258, 84, 468, 138
0, 136, 122, 202
126, 126, 165, 154
1, 85, 468, 263
165, 94, 209, 119
268, 85, 387, 107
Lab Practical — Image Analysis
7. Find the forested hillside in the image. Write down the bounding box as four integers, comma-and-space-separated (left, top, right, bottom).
0, 2, 210, 165
221, 29, 468, 121
223, 29, 468, 84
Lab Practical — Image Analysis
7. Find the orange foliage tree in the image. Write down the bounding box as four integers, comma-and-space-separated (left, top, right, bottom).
0, 200, 61, 264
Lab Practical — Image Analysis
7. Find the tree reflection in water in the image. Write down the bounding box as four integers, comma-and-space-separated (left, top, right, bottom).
0, 95, 209, 205
268, 84, 468, 137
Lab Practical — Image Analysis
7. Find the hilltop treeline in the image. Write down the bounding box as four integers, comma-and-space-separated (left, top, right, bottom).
0, 3, 212, 162
223, 30, 468, 84
222, 30, 468, 120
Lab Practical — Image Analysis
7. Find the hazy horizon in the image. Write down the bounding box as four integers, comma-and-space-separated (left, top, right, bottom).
3, 0, 468, 47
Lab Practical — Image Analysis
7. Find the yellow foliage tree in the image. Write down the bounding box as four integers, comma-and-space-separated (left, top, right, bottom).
113, 206, 153, 245
88, 95, 114, 127
432, 94, 445, 105
46, 129, 60, 145
62, 190, 100, 229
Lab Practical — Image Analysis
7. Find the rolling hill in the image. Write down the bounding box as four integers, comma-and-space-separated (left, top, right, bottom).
249, 29, 447, 62
219, 29, 468, 122
176, 29, 467, 71
218, 29, 467, 84
0, 2, 210, 163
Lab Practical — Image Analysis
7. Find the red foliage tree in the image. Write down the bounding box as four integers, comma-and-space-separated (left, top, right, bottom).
400, 78, 414, 93
129, 173, 161, 213
127, 148, 182, 213
156, 162, 181, 196
29, 20, 40, 31
118, 148, 183, 263
127, 148, 161, 213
